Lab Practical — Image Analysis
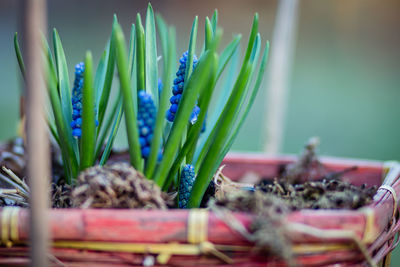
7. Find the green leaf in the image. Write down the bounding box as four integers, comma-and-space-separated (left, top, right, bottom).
114, 23, 143, 171
188, 14, 259, 208
41, 35, 58, 84
97, 16, 117, 129
129, 24, 138, 114
211, 10, 218, 34
164, 54, 218, 188
218, 41, 269, 162
43, 50, 78, 183
153, 50, 217, 188
189, 64, 252, 208
53, 29, 72, 129
80, 51, 96, 170
195, 35, 240, 151
41, 34, 79, 182
145, 15, 175, 178
94, 50, 107, 105
199, 41, 240, 151
195, 14, 259, 170
204, 17, 213, 51
14, 33, 26, 81
145, 3, 159, 106
216, 35, 241, 79
47, 117, 60, 146
136, 14, 146, 92
184, 16, 198, 83
99, 100, 123, 166
94, 90, 122, 159
97, 24, 136, 165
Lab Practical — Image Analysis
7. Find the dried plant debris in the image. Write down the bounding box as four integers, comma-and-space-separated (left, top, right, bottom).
0, 138, 26, 186
211, 191, 294, 265
282, 137, 325, 184
256, 178, 377, 210
52, 184, 72, 208
255, 137, 377, 210
72, 163, 167, 209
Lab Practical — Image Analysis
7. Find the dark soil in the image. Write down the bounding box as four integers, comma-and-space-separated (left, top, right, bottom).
212, 137, 377, 211
256, 178, 377, 210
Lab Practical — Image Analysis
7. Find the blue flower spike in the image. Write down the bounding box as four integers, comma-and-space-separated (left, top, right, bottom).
178, 164, 196, 209
71, 62, 98, 138
71, 62, 85, 138
138, 90, 162, 159
166, 51, 201, 124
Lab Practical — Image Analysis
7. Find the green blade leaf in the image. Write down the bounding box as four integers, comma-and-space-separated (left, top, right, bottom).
128, 24, 138, 114
99, 100, 123, 166
145, 3, 159, 106
204, 17, 213, 51
184, 16, 198, 83
136, 14, 146, 92
52, 29, 72, 129
195, 13, 259, 170
97, 16, 117, 129
43, 49, 78, 183
211, 10, 218, 34
14, 32, 26, 81
188, 14, 259, 208
145, 15, 176, 178
94, 50, 107, 104
164, 55, 218, 188
197, 41, 240, 156
188, 63, 252, 208
95, 90, 122, 159
114, 23, 143, 171
218, 41, 270, 162
80, 51, 96, 170
47, 117, 60, 146
97, 24, 136, 165
216, 34, 241, 79
153, 50, 217, 188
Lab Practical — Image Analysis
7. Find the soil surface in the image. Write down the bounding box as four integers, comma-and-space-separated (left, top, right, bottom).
213, 137, 377, 211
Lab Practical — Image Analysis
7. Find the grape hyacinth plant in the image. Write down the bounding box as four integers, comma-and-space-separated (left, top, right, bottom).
14, 3, 269, 208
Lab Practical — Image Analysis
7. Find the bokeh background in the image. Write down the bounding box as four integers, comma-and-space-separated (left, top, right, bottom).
1, 0, 400, 264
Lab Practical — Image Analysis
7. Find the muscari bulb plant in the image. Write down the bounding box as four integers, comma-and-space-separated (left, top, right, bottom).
14, 3, 269, 208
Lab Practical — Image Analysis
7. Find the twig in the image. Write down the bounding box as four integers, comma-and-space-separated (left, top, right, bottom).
0, 173, 29, 197
2, 166, 30, 192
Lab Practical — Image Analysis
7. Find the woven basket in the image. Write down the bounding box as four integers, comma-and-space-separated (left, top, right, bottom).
0, 153, 399, 266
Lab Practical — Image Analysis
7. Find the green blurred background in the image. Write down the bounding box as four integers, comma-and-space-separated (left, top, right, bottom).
1, 0, 399, 264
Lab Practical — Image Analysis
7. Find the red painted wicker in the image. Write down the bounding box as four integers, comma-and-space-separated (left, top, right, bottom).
0, 153, 398, 266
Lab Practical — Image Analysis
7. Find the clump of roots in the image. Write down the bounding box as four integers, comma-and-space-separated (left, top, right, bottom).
210, 191, 294, 265
72, 163, 166, 209
52, 184, 72, 208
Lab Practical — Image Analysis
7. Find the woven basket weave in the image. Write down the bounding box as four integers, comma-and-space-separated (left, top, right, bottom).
0, 153, 398, 266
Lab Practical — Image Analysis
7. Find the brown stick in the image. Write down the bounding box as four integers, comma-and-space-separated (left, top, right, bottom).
22, 0, 50, 266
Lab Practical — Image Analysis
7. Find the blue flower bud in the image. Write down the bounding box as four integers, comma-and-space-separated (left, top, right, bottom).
137, 91, 162, 159
70, 62, 99, 138
166, 51, 200, 124
179, 164, 196, 209
72, 128, 82, 138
